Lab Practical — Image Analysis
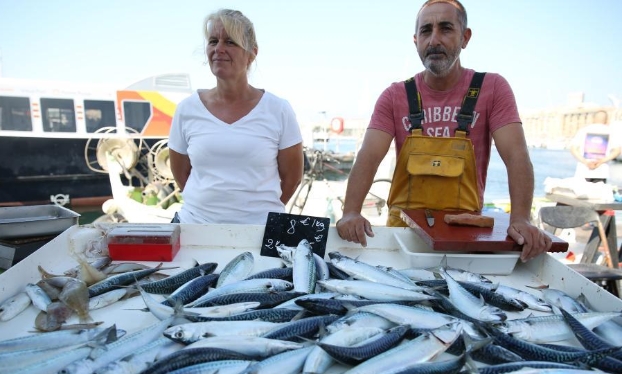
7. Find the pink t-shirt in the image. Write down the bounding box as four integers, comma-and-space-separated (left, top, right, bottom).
369, 68, 521, 202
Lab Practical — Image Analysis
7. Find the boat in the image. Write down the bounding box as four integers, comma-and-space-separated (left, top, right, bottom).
0, 73, 192, 208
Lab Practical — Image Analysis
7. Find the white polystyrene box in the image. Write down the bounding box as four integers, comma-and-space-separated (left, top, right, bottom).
393, 231, 520, 275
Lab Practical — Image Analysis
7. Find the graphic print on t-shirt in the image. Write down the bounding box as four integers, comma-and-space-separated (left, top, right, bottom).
583, 133, 609, 160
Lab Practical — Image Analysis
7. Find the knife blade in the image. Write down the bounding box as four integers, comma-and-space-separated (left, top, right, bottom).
425, 209, 434, 227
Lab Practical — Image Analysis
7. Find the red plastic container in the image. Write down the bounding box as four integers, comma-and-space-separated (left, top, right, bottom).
106, 224, 181, 262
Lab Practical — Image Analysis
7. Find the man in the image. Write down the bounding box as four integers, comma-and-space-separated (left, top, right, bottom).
570, 110, 621, 184
336, 0, 552, 262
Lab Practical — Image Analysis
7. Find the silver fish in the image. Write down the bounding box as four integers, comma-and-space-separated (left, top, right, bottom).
25, 283, 52, 311
0, 292, 31, 321
440, 267, 506, 322
217, 252, 254, 288
164, 320, 284, 344
328, 252, 423, 290
344, 322, 462, 374
317, 279, 436, 302
185, 336, 303, 358
188, 279, 293, 307
292, 239, 316, 294
240, 346, 315, 374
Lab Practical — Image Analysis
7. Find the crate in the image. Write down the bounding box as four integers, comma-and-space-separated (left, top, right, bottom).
106, 224, 181, 262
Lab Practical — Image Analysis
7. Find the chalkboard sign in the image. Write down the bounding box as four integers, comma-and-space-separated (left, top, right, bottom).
260, 212, 330, 259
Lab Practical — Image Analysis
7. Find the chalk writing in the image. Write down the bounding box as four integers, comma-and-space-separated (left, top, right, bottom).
260, 212, 330, 259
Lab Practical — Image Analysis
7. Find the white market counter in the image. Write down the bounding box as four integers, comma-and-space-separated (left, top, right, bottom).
1, 223, 621, 342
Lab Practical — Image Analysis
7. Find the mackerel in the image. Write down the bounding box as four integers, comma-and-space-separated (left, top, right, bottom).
476, 361, 601, 374
328, 252, 423, 290
196, 291, 305, 309
295, 297, 415, 315
188, 279, 293, 307
317, 279, 436, 302
185, 307, 302, 323
467, 282, 552, 312
483, 322, 622, 364
164, 320, 285, 343
166, 360, 252, 374
455, 281, 527, 311
162, 273, 219, 307
353, 303, 462, 330
439, 267, 506, 322
139, 348, 252, 374
343, 323, 462, 374
273, 292, 341, 310
141, 262, 217, 294
245, 267, 293, 281
493, 311, 622, 343
560, 307, 622, 361
87, 265, 174, 297
317, 325, 410, 366
240, 346, 315, 374
327, 311, 396, 334
292, 239, 317, 294
314, 252, 330, 281
303, 326, 385, 374
185, 336, 303, 358
261, 314, 340, 341
217, 252, 254, 288
137, 281, 260, 321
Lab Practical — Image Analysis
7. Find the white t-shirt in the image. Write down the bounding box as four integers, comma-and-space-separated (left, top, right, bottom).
571, 123, 620, 179
168, 91, 302, 224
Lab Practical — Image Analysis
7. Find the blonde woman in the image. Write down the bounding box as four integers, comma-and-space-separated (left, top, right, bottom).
169, 9, 303, 224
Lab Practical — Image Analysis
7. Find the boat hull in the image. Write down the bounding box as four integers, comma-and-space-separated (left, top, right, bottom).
0, 136, 158, 207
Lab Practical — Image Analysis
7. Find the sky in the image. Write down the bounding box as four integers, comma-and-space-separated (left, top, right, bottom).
1, 0, 622, 124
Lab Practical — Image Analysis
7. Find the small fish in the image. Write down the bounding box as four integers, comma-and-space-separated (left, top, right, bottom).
140, 262, 217, 294
439, 268, 507, 322
292, 239, 316, 294
25, 283, 52, 311
0, 292, 31, 321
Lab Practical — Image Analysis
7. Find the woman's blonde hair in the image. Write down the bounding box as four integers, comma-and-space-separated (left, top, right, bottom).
203, 9, 257, 63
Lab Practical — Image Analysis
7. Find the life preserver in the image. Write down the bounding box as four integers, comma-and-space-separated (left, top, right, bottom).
330, 117, 344, 134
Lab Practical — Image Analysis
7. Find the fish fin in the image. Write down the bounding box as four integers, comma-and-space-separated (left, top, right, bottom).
291, 310, 307, 321
526, 283, 549, 290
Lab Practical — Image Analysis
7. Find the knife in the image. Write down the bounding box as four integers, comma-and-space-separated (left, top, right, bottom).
424, 209, 434, 227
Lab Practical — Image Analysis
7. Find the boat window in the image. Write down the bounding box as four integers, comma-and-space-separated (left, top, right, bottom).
0, 96, 33, 131
84, 100, 116, 133
123, 101, 151, 132
41, 98, 76, 133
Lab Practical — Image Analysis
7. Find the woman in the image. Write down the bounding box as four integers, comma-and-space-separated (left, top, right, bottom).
168, 9, 303, 224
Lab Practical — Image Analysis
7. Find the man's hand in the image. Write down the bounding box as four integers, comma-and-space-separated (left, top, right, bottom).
336, 212, 375, 247
507, 218, 552, 262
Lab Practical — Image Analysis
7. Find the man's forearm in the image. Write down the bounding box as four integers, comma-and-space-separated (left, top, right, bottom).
508, 159, 535, 222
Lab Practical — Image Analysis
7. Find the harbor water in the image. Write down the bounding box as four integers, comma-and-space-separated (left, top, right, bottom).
486, 147, 622, 202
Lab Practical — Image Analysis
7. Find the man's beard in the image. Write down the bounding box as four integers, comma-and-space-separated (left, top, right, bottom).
422, 46, 460, 77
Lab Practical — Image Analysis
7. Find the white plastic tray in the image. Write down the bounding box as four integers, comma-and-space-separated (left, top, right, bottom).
394, 230, 520, 275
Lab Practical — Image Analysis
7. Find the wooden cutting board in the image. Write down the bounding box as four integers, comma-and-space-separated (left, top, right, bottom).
400, 209, 568, 253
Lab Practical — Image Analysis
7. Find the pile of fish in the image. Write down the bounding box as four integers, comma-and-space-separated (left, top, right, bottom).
1, 237, 622, 374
